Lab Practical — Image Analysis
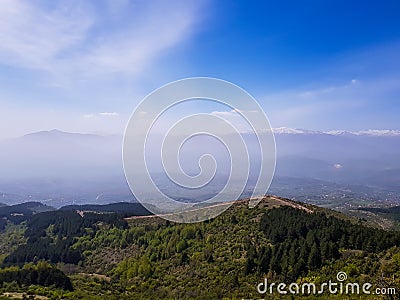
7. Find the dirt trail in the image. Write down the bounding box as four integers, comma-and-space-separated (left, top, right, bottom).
124, 196, 312, 221
124, 199, 241, 220
268, 196, 313, 213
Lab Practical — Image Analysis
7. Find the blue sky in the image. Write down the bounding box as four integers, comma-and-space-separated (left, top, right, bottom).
0, 0, 399, 139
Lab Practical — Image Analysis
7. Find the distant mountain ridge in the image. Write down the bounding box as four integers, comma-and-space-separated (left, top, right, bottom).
23, 129, 101, 138
1, 128, 400, 208
15, 128, 400, 138
272, 127, 400, 136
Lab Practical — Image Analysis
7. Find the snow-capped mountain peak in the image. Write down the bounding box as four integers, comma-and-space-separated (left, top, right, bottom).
352, 129, 400, 136
325, 129, 400, 136
272, 127, 323, 135
271, 127, 400, 136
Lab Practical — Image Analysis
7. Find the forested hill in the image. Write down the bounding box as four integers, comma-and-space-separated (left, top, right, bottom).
0, 202, 54, 217
0, 202, 55, 230
59, 202, 152, 216
0, 196, 400, 299
0, 201, 152, 231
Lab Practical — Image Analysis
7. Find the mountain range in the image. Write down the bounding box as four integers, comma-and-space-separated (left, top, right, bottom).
272, 127, 400, 136
0, 128, 399, 208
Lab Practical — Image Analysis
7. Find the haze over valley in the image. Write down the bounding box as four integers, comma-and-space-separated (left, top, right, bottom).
0, 128, 399, 211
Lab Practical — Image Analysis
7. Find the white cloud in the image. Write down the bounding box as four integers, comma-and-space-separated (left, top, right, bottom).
99, 112, 119, 117
0, 0, 207, 81
210, 109, 238, 117
210, 109, 259, 117
0, 0, 93, 71
84, 112, 119, 119
209, 110, 255, 133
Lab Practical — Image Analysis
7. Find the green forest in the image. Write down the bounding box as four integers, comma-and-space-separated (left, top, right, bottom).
0, 197, 400, 299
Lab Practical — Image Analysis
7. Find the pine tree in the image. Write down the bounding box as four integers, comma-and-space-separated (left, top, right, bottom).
308, 242, 321, 269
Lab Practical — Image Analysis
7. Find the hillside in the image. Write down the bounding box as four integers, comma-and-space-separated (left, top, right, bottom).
59, 202, 152, 216
0, 202, 54, 215
0, 202, 55, 230
354, 205, 400, 230
0, 196, 400, 299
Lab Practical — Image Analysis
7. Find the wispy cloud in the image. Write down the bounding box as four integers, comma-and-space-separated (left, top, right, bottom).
0, 0, 93, 71
99, 112, 119, 117
295, 79, 361, 100
209, 109, 256, 133
0, 0, 207, 81
262, 74, 400, 130
84, 112, 119, 119
262, 79, 366, 129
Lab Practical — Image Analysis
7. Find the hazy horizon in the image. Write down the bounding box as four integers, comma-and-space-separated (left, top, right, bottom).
1, 126, 399, 209
3, 125, 400, 141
